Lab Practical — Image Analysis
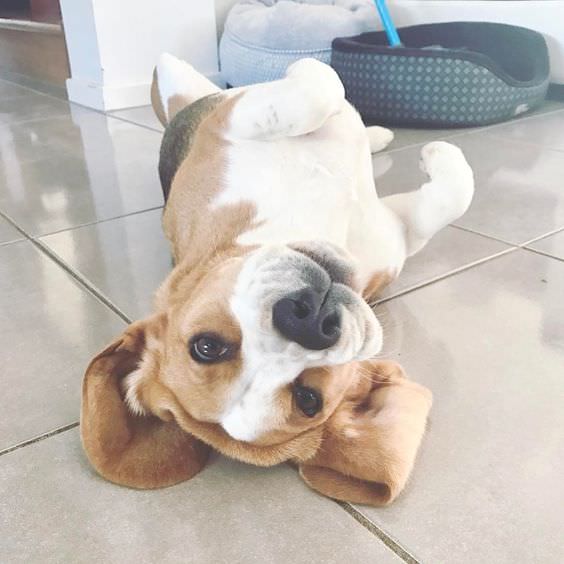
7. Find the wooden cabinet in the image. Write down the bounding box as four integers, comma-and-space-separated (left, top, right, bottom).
30, 0, 62, 23
0, 0, 68, 88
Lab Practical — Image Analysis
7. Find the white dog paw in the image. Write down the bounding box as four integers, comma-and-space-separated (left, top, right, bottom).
419, 141, 470, 178
286, 58, 345, 109
366, 126, 394, 153
419, 141, 475, 221
287, 58, 340, 82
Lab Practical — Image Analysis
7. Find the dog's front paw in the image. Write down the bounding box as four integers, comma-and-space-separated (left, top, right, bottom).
419, 141, 471, 179
418, 141, 475, 223
367, 126, 394, 153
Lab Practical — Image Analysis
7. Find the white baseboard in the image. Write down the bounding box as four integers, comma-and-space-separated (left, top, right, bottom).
67, 71, 225, 111
66, 78, 151, 111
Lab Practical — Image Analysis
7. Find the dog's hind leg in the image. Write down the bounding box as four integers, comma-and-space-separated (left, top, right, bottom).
380, 142, 474, 256
152, 53, 222, 127
226, 58, 345, 141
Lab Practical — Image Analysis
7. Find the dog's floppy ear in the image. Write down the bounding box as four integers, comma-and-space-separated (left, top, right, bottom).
81, 317, 210, 489
299, 360, 432, 506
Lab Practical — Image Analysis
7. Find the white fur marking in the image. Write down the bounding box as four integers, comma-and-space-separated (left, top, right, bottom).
366, 126, 394, 153
122, 369, 146, 416
343, 427, 361, 439
156, 53, 220, 122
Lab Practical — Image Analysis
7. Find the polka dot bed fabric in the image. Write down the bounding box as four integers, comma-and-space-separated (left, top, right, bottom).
331, 23, 550, 127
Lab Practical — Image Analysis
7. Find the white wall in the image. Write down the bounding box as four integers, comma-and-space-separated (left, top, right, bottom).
61, 0, 219, 110
389, 0, 564, 84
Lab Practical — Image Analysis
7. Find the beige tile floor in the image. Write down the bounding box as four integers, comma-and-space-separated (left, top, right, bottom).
1, 79, 563, 563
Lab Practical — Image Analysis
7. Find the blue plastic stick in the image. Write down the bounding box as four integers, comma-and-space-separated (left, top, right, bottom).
373, 0, 402, 47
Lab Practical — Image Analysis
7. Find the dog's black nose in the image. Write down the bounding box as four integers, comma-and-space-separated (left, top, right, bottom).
272, 287, 341, 350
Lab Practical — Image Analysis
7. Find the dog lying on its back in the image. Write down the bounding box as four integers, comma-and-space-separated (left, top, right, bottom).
80, 56, 473, 505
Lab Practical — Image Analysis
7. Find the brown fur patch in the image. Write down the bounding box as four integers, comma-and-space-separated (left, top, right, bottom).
362, 270, 396, 303
81, 320, 210, 489
299, 360, 433, 505
155, 259, 245, 423
162, 93, 256, 265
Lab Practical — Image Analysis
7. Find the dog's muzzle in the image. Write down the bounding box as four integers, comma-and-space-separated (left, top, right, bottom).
221, 241, 383, 443
231, 241, 382, 363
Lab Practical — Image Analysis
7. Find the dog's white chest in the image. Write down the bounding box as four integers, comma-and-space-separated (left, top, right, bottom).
214, 134, 360, 248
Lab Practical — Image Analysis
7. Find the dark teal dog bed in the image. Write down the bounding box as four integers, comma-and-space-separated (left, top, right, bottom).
331, 22, 550, 127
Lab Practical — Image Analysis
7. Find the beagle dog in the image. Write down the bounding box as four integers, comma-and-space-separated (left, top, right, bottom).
81, 55, 474, 505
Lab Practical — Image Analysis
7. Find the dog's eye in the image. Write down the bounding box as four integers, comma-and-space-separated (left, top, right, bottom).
190, 334, 233, 363
294, 384, 322, 417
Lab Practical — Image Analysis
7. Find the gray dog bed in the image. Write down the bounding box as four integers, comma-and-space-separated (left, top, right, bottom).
219, 0, 377, 87
331, 22, 550, 127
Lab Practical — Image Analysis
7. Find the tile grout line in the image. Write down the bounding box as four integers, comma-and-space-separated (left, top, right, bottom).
373, 223, 564, 306
1, 85, 163, 136
383, 106, 564, 154
374, 246, 519, 306
0, 210, 132, 324
39, 205, 164, 238
519, 226, 564, 247
521, 246, 564, 263
104, 112, 163, 134
448, 223, 517, 246
384, 108, 564, 155
0, 76, 64, 98
0, 92, 45, 104
384, 129, 468, 154
0, 110, 77, 129
450, 223, 564, 249
483, 132, 564, 154
36, 84, 163, 133
0, 237, 25, 248
0, 422, 79, 457
2, 76, 164, 134
33, 238, 133, 324
0, 209, 34, 237
336, 501, 420, 564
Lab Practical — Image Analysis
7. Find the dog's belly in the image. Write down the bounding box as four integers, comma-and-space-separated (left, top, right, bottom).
215, 115, 366, 249
212, 105, 407, 289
